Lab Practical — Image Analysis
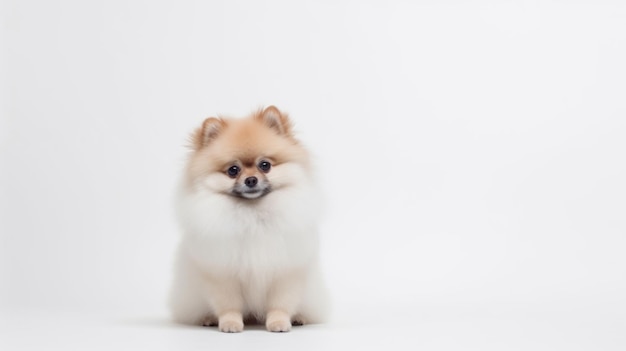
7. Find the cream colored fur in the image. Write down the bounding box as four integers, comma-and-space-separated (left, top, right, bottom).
169, 107, 330, 332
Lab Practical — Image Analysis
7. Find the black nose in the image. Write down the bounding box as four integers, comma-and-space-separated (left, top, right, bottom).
244, 176, 258, 188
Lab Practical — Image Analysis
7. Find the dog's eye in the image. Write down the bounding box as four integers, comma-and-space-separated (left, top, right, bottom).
227, 165, 240, 178
258, 160, 271, 173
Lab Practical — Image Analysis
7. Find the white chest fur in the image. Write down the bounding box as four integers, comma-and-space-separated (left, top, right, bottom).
176, 182, 321, 276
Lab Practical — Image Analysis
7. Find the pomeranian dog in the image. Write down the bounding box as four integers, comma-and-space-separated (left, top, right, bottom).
169, 106, 329, 332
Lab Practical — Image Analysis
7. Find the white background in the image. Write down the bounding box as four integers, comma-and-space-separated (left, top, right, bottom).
1, 0, 625, 350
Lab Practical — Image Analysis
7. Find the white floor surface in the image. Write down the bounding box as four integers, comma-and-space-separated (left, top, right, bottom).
2, 301, 624, 351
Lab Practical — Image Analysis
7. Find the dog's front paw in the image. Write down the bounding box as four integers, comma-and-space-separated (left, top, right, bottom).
219, 320, 243, 333
266, 310, 291, 332
218, 312, 244, 333
267, 319, 291, 332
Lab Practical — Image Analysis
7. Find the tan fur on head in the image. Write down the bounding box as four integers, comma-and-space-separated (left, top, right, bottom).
189, 106, 294, 152
189, 117, 226, 151
255, 105, 294, 137
184, 106, 309, 189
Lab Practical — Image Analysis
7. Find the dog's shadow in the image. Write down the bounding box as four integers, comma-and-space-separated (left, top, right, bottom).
116, 316, 302, 332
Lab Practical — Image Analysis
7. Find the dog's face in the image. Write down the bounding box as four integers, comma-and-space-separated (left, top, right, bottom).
185, 106, 310, 201
222, 156, 274, 199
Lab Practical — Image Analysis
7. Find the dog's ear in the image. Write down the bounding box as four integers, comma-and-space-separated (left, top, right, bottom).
257, 106, 293, 136
189, 117, 225, 150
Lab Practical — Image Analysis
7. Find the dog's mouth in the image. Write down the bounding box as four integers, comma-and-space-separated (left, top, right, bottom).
231, 187, 272, 200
